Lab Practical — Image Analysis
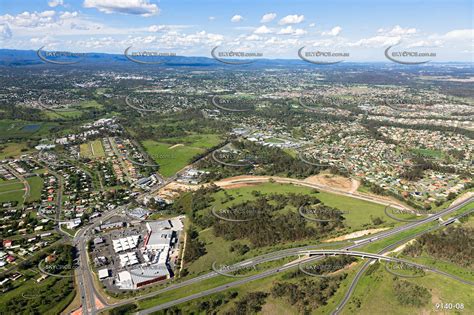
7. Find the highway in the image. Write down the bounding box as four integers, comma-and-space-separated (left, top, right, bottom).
59, 148, 472, 315
134, 197, 473, 315
74, 207, 126, 314
331, 206, 474, 315
137, 247, 473, 315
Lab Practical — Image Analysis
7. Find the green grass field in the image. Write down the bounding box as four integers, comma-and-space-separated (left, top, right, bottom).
186, 183, 405, 275
207, 182, 402, 231
411, 148, 444, 159
42, 100, 103, 120
80, 142, 92, 157
0, 179, 25, 204
91, 139, 105, 157
80, 139, 105, 159
142, 133, 222, 177
0, 176, 43, 205
0, 180, 24, 192
0, 142, 31, 159
399, 253, 474, 282
80, 100, 103, 109
135, 258, 364, 315
26, 176, 44, 202
342, 262, 474, 315
44, 108, 82, 119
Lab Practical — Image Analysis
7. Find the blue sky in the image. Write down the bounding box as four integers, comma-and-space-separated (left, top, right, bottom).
0, 0, 472, 61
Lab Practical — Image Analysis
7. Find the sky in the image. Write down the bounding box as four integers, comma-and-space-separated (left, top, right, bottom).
0, 0, 473, 61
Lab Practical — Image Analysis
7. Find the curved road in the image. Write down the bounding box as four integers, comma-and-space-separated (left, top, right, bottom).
331, 206, 474, 315
132, 197, 473, 314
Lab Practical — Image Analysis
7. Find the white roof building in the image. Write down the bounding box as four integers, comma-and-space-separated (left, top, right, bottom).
112, 235, 140, 253
116, 271, 133, 290
115, 264, 170, 290
119, 252, 139, 267
98, 268, 109, 279
145, 230, 173, 251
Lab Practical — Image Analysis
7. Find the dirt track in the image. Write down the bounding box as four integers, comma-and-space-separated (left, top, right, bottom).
153, 174, 408, 210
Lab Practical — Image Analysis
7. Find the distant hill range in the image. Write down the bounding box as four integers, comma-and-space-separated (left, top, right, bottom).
0, 48, 305, 68
0, 49, 471, 71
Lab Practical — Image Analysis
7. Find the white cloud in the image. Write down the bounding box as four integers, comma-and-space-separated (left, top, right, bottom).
378, 25, 416, 36
246, 34, 261, 41
442, 29, 473, 40
278, 14, 304, 25
0, 11, 57, 28
83, 0, 159, 17
48, 0, 64, 7
254, 25, 272, 34
310, 38, 340, 47
148, 24, 166, 32
0, 23, 12, 40
30, 35, 56, 45
208, 16, 215, 21
349, 35, 401, 48
70, 22, 92, 30
60, 11, 79, 19
277, 25, 306, 36
260, 13, 276, 23
231, 15, 243, 23
309, 23, 315, 27
406, 40, 443, 48
322, 26, 342, 36
156, 30, 224, 48
264, 36, 299, 47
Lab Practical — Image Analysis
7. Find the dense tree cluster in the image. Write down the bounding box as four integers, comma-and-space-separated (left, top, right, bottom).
271, 275, 346, 312
223, 292, 269, 315
393, 279, 431, 307
198, 140, 323, 181
2, 276, 74, 315
400, 156, 457, 181
402, 226, 473, 267
300, 256, 357, 276
128, 108, 228, 141
0, 244, 76, 314
209, 194, 344, 247
183, 227, 207, 263
179, 187, 345, 248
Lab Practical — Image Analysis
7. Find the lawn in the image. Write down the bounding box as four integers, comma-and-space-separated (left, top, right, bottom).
142, 134, 222, 177
0, 179, 25, 204
26, 176, 44, 202
80, 100, 104, 109
342, 262, 474, 315
0, 142, 31, 159
207, 182, 402, 231
135, 258, 364, 315
399, 253, 474, 282
44, 108, 83, 119
80, 140, 105, 159
0, 176, 42, 205
186, 227, 252, 274
91, 139, 105, 157
411, 148, 444, 159
80, 143, 93, 158
0, 180, 24, 192
186, 183, 403, 275
137, 275, 235, 310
